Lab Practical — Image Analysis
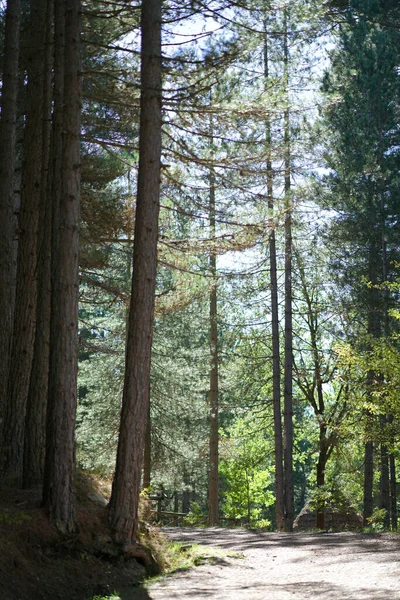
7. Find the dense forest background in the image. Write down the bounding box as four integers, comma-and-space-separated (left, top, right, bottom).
0, 0, 399, 543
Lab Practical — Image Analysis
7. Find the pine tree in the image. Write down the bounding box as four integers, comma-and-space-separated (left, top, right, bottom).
321, 0, 400, 525
0, 0, 21, 456
42, 0, 82, 532
108, 0, 162, 545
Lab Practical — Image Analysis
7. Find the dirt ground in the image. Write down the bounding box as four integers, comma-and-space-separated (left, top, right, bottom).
2, 481, 400, 600
146, 527, 400, 600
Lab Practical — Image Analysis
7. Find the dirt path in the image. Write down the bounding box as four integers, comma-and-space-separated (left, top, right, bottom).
145, 528, 400, 600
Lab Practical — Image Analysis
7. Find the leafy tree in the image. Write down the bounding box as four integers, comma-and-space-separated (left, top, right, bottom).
220, 415, 275, 527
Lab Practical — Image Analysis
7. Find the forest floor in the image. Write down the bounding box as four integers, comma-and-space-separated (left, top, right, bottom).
146, 527, 400, 600
2, 485, 400, 600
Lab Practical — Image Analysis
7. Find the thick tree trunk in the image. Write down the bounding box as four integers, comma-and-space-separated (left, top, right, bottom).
23, 0, 53, 489
42, 0, 81, 533
3, 0, 50, 481
283, 10, 294, 533
208, 150, 219, 526
108, 0, 162, 545
263, 20, 284, 532
0, 0, 21, 435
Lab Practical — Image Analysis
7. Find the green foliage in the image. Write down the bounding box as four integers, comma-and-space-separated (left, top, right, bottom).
366, 507, 389, 532
182, 502, 207, 527
219, 416, 274, 527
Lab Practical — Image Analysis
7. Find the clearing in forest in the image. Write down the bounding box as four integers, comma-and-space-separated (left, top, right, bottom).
145, 527, 400, 600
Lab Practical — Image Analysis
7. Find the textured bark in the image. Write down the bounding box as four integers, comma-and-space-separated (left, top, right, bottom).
283, 10, 294, 533
108, 0, 162, 545
42, 0, 81, 533
23, 0, 53, 489
0, 0, 21, 435
3, 0, 49, 481
263, 19, 284, 532
208, 165, 219, 527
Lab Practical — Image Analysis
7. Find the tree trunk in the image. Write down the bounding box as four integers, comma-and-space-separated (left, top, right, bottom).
380, 437, 390, 529
108, 0, 162, 545
316, 427, 327, 530
363, 241, 380, 524
208, 129, 219, 527
42, 0, 81, 533
263, 17, 284, 532
389, 453, 397, 530
363, 439, 374, 526
23, 0, 53, 489
283, 9, 294, 533
0, 0, 21, 435
3, 0, 50, 482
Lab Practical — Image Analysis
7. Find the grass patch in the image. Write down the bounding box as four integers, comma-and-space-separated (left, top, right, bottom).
90, 595, 121, 600
143, 535, 244, 586
90, 595, 120, 600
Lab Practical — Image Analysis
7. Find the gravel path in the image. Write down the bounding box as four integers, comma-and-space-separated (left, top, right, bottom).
146, 528, 400, 600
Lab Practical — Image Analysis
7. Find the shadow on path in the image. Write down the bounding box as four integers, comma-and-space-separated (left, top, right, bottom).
162, 526, 400, 560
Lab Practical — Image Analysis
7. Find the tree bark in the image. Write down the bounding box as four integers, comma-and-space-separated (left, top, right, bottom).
0, 0, 21, 438
2, 0, 50, 482
42, 0, 81, 533
23, 0, 53, 489
263, 18, 284, 532
108, 0, 162, 545
283, 9, 294, 532
208, 112, 219, 527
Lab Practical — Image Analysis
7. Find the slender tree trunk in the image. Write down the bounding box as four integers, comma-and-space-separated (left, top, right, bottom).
263, 17, 284, 532
380, 432, 390, 529
108, 0, 162, 545
23, 0, 53, 489
3, 0, 50, 481
389, 453, 397, 530
363, 241, 380, 524
283, 9, 294, 532
208, 122, 219, 526
182, 471, 190, 513
379, 192, 390, 529
363, 439, 374, 526
42, 0, 81, 532
316, 427, 327, 530
0, 0, 21, 435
